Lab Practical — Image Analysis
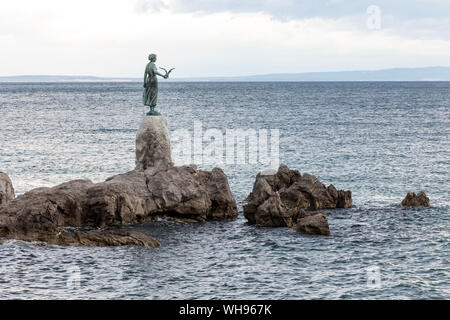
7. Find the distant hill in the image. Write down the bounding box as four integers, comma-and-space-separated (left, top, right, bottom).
0, 75, 139, 82
183, 66, 450, 81
1, 67, 450, 82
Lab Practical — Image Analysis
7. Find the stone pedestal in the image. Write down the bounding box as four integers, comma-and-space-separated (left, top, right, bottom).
135, 115, 173, 171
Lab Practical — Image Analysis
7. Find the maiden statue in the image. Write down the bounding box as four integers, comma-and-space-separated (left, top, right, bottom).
143, 53, 174, 115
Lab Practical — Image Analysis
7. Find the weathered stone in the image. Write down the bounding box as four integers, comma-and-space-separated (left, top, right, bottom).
0, 165, 237, 246
253, 193, 290, 227
135, 115, 173, 171
244, 164, 351, 227
0, 172, 15, 206
198, 168, 239, 220
84, 171, 152, 227
0, 179, 94, 236
401, 192, 430, 207
243, 176, 275, 224
296, 211, 330, 235
145, 165, 210, 220
337, 190, 352, 208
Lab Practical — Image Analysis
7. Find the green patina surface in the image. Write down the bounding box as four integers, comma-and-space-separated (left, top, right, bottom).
143, 53, 174, 116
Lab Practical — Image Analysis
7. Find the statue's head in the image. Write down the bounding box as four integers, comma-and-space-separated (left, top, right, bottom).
148, 54, 157, 62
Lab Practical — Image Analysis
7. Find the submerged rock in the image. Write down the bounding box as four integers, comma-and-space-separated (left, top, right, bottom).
296, 211, 330, 236
244, 164, 351, 227
135, 115, 173, 171
0, 172, 15, 206
6, 229, 160, 247
401, 192, 430, 207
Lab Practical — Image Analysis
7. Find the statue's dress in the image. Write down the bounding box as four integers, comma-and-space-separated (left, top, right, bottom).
143, 62, 158, 107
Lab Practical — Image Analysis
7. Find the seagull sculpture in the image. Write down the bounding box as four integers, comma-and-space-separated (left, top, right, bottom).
159, 67, 175, 78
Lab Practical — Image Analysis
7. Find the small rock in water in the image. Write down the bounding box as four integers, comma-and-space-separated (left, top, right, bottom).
296, 211, 330, 236
401, 191, 430, 207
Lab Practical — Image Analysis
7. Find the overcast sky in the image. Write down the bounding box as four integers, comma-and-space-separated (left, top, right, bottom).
1, 0, 450, 77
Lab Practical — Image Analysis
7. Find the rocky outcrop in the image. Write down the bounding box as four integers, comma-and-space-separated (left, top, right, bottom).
0, 172, 15, 206
0, 165, 237, 246
401, 192, 430, 207
135, 115, 173, 171
244, 165, 352, 227
0, 114, 237, 246
296, 211, 330, 235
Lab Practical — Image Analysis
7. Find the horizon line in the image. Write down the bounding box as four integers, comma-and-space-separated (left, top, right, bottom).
1, 65, 450, 80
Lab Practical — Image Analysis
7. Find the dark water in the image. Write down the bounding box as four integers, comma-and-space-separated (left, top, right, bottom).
0, 82, 449, 299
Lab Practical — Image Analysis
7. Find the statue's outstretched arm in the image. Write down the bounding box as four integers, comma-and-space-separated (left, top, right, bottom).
155, 71, 167, 78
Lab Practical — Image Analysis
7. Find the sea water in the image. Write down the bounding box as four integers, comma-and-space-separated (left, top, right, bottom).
0, 82, 449, 299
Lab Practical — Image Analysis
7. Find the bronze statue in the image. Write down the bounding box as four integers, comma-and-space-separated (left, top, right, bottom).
143, 54, 174, 116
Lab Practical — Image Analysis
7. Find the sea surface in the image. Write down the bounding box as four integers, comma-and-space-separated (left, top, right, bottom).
0, 82, 449, 299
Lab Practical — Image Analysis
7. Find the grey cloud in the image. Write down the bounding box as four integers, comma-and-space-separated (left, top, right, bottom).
137, 0, 450, 20
134, 0, 450, 42
135, 0, 167, 13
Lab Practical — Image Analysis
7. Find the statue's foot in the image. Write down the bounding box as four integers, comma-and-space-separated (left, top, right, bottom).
146, 109, 161, 116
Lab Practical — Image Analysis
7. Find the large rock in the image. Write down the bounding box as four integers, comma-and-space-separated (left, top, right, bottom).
0, 179, 95, 238
0, 172, 15, 206
198, 168, 241, 220
84, 165, 237, 224
0, 114, 238, 246
244, 164, 351, 227
0, 165, 237, 245
401, 192, 430, 207
135, 115, 174, 171
296, 211, 330, 235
